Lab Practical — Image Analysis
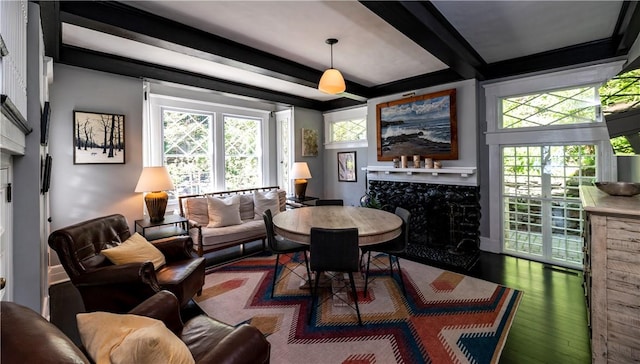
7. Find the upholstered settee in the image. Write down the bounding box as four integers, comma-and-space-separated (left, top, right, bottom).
48, 214, 206, 313
178, 186, 287, 256
1, 291, 271, 364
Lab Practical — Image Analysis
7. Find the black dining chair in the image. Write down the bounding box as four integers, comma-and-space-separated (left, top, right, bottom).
308, 227, 362, 326
361, 207, 410, 297
263, 209, 312, 298
315, 199, 344, 206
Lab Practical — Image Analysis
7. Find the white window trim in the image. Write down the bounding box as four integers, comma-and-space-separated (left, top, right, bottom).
482, 60, 625, 254
323, 106, 368, 149
145, 93, 271, 191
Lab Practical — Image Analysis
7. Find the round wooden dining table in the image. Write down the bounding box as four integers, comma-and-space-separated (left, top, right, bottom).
272, 206, 402, 246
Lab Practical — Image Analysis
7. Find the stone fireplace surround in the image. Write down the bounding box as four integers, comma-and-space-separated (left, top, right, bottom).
367, 180, 481, 271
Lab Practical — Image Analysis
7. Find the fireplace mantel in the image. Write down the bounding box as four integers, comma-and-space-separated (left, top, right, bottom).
364, 166, 477, 187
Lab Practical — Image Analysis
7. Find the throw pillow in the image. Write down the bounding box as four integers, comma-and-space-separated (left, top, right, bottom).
206, 195, 242, 228
254, 190, 280, 218
184, 197, 208, 226
239, 194, 255, 220
77, 312, 194, 364
101, 233, 166, 270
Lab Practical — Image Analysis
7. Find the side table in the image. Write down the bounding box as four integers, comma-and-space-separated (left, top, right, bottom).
135, 215, 188, 241
286, 196, 319, 209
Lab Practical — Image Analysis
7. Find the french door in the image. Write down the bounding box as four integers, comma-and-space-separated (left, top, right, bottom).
276, 109, 293, 193
502, 144, 596, 268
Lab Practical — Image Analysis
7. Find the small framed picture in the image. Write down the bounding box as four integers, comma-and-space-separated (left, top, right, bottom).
301, 128, 318, 157
73, 111, 125, 164
337, 151, 357, 182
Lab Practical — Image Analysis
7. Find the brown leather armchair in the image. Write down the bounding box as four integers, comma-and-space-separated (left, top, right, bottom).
131, 290, 271, 364
48, 214, 206, 313
1, 291, 270, 364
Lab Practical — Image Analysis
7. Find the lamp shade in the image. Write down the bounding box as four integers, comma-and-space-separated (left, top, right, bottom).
318, 68, 346, 95
290, 162, 312, 180
135, 166, 174, 222
135, 166, 174, 192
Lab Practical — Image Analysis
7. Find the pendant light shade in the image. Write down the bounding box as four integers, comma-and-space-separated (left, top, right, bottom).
318, 38, 346, 94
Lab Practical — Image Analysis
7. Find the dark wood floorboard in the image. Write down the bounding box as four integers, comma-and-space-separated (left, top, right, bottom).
49, 247, 591, 363
466, 252, 591, 364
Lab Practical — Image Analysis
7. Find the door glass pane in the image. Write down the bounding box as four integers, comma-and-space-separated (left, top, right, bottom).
277, 112, 291, 192
163, 108, 213, 198
502, 145, 596, 267
223, 115, 261, 190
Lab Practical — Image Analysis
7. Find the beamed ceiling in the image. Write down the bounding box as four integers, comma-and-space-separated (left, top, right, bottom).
38, 1, 640, 111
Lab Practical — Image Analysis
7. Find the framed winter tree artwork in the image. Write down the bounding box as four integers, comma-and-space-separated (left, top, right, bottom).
73, 111, 125, 164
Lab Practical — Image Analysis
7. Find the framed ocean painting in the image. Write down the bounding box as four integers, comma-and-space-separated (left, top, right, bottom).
376, 89, 457, 161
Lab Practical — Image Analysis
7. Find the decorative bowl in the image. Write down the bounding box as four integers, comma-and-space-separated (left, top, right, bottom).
594, 182, 640, 196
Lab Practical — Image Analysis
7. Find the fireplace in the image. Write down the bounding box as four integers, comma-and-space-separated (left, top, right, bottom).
367, 180, 481, 270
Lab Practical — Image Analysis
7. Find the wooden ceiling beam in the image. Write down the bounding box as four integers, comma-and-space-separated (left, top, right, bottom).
56, 1, 372, 101
60, 45, 325, 110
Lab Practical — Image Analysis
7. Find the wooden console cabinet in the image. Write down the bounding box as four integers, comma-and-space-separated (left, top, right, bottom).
580, 186, 640, 363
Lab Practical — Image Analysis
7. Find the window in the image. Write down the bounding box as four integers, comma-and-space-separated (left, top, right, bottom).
324, 106, 367, 149
599, 69, 640, 154
146, 93, 270, 210
163, 108, 213, 198
223, 115, 262, 190
502, 86, 599, 129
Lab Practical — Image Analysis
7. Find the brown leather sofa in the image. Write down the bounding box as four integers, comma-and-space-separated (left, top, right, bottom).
1, 291, 271, 364
48, 214, 206, 313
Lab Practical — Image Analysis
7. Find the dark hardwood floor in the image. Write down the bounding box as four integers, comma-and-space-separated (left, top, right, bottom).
465, 252, 591, 364
49, 247, 591, 363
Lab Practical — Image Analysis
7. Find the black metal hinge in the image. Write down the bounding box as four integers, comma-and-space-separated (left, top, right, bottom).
6, 183, 11, 203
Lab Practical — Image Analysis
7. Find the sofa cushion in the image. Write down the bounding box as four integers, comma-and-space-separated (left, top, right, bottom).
239, 194, 255, 220
184, 197, 208, 226
207, 195, 242, 228
77, 312, 194, 364
254, 190, 280, 218
101, 233, 166, 269
198, 219, 266, 247
277, 189, 287, 212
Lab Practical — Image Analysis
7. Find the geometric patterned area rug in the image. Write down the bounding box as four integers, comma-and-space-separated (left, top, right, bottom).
195, 253, 523, 364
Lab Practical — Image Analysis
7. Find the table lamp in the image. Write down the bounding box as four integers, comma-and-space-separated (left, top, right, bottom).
135, 166, 175, 222
290, 162, 312, 200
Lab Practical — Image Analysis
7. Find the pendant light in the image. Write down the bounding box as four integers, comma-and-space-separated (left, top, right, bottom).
318, 38, 346, 94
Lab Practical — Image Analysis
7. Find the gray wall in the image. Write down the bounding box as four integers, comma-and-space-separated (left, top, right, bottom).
323, 147, 368, 206
12, 2, 46, 311
293, 107, 324, 198
365, 79, 478, 174
48, 65, 144, 263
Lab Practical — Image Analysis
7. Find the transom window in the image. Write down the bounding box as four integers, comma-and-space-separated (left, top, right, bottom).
501, 86, 599, 129
600, 68, 640, 115
329, 118, 366, 143
324, 106, 367, 149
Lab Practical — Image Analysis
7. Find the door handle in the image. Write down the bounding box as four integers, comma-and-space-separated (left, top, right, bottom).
0, 277, 5, 290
